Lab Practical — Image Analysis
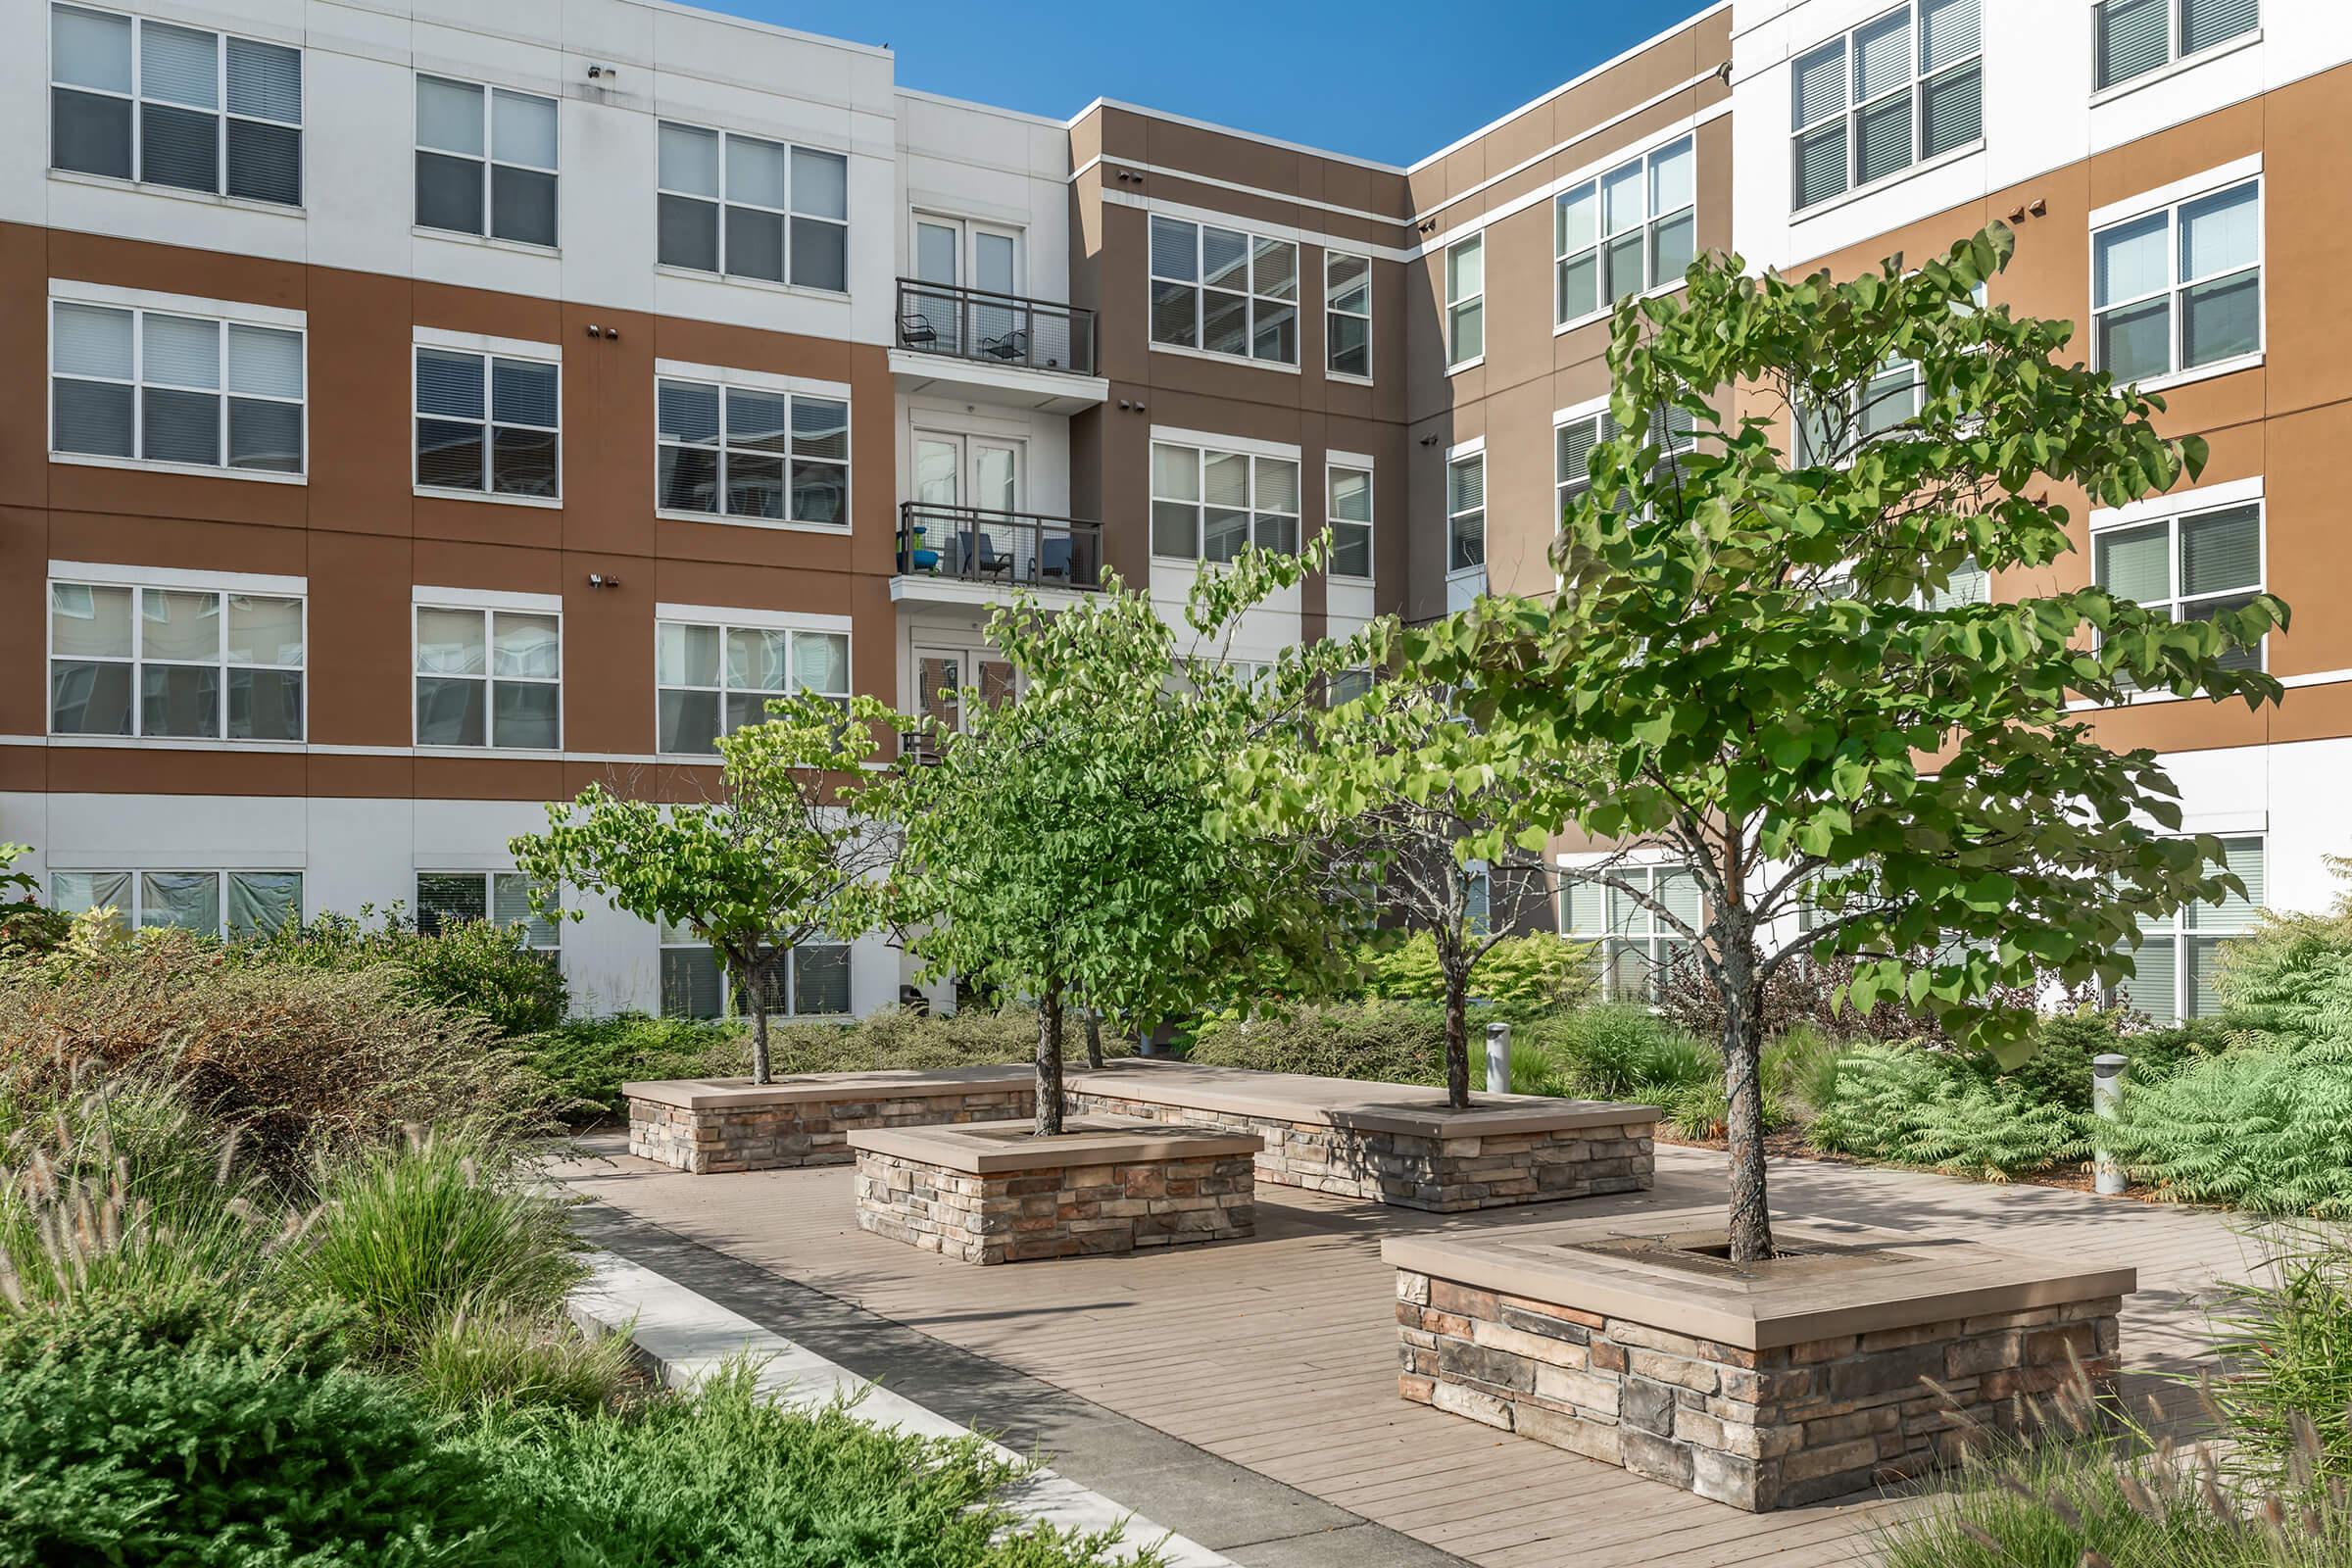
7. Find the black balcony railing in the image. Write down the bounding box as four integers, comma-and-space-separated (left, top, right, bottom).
896, 278, 1097, 376
898, 502, 1103, 591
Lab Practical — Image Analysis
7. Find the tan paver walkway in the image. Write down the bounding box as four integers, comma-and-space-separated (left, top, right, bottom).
553, 1139, 2262, 1568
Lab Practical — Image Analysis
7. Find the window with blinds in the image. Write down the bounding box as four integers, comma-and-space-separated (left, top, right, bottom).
415, 346, 561, 498
2111, 836, 2262, 1023
656, 620, 851, 754
1149, 442, 1301, 563
657, 122, 849, 291
1446, 452, 1485, 574
51, 298, 305, 473
2097, 0, 2258, 91
2093, 498, 2265, 677
416, 872, 561, 956
415, 75, 558, 247
1557, 406, 1697, 519
1149, 217, 1301, 366
656, 377, 849, 525
2093, 177, 2261, 384
49, 578, 304, 741
52, 868, 302, 939
1555, 136, 1695, 324
1562, 864, 1699, 1002
51, 5, 301, 206
1791, 0, 1979, 212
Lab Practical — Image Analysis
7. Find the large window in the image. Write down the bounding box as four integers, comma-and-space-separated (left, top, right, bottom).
50, 579, 303, 740
416, 871, 559, 958
2097, 0, 2258, 90
1791, 0, 1982, 211
1325, 252, 1372, 378
1150, 442, 1300, 562
2113, 837, 2261, 1023
415, 345, 560, 498
1795, 358, 1923, 466
662, 934, 849, 1020
1556, 135, 1694, 324
51, 869, 302, 938
2093, 498, 2264, 672
415, 604, 560, 749
1563, 864, 1700, 1001
1445, 235, 1484, 368
1557, 406, 1697, 516
52, 299, 304, 474
657, 122, 848, 291
50, 4, 302, 207
656, 376, 848, 526
1328, 463, 1373, 581
414, 75, 558, 248
657, 619, 851, 754
1149, 217, 1299, 366
2093, 177, 2260, 384
1446, 452, 1485, 574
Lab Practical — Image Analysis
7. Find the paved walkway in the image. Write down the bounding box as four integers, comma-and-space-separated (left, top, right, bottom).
551, 1138, 2262, 1568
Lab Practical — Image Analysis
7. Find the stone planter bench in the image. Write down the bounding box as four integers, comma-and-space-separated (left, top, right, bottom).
849, 1116, 1260, 1264
1383, 1207, 2132, 1510
1067, 1058, 1657, 1212
625, 1067, 1033, 1173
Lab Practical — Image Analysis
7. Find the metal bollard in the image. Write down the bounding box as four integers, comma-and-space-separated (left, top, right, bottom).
2092, 1053, 2128, 1197
1486, 1021, 1512, 1096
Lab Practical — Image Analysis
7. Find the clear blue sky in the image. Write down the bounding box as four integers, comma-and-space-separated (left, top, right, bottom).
719, 1, 1711, 167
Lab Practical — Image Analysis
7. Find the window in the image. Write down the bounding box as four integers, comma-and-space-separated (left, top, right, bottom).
659, 918, 726, 1019
52, 299, 304, 473
1791, 0, 1981, 211
1325, 252, 1371, 378
415, 604, 560, 749
415, 346, 559, 498
2093, 498, 2264, 673
1149, 217, 1299, 366
51, 868, 302, 938
2112, 837, 2261, 1023
1445, 235, 1484, 368
1446, 452, 1484, 574
1328, 667, 1373, 707
1557, 406, 1698, 516
1795, 358, 1922, 466
657, 619, 851, 754
657, 122, 848, 291
416, 871, 559, 957
414, 75, 557, 247
2098, 0, 2258, 90
1563, 864, 1700, 1001
1328, 463, 1373, 581
49, 579, 303, 740
50, 4, 302, 206
2093, 177, 2260, 384
1555, 136, 1695, 324
1150, 442, 1300, 562
656, 377, 848, 525
1923, 559, 1989, 610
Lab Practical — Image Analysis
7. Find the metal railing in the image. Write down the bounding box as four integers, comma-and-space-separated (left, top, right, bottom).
897, 502, 1103, 591
896, 278, 1097, 376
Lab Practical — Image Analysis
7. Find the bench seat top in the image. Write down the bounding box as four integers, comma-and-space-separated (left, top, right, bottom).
1067, 1058, 1660, 1140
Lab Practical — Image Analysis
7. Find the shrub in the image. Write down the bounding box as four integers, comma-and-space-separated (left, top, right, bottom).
287, 1129, 585, 1359
408, 1308, 637, 1418
767, 1005, 1056, 1073
248, 907, 569, 1037
1762, 1023, 1846, 1117
2207, 858, 2352, 1044
1809, 1043, 2083, 1178
1655, 945, 2105, 1050
2105, 1038, 2352, 1216
2201, 1222, 2352, 1487
521, 1013, 744, 1124
1359, 932, 1597, 1010
0, 926, 558, 1180
1188, 1001, 1446, 1084
1956, 1006, 2126, 1114
1546, 1004, 1715, 1102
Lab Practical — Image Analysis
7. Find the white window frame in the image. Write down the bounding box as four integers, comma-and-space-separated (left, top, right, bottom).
1324, 250, 1372, 381
1561, 861, 1700, 1002
2090, 172, 2263, 389
654, 613, 854, 756
48, 868, 304, 940
412, 592, 563, 753
48, 290, 308, 481
1148, 216, 1301, 368
412, 335, 563, 504
2111, 835, 2262, 1022
2094, 0, 2262, 95
1446, 446, 1485, 577
655, 120, 851, 294
1148, 439, 1303, 564
413, 74, 560, 249
1553, 134, 1695, 328
413, 870, 561, 957
653, 368, 851, 530
1445, 233, 1484, 370
1790, 0, 1984, 213
2090, 491, 2266, 674
47, 571, 307, 744
1326, 458, 1375, 583
47, 3, 305, 208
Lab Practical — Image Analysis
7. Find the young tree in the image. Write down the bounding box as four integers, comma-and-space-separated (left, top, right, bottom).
510, 693, 900, 1085
1415, 224, 2286, 1260
883, 552, 1342, 1136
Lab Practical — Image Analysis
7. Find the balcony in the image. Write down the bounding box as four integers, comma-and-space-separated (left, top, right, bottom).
889, 279, 1107, 415
892, 502, 1104, 611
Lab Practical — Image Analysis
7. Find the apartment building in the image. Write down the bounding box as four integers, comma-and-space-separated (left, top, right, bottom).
5, 0, 2343, 1027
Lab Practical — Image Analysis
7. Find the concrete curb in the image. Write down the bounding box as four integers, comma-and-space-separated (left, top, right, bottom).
569, 1250, 1236, 1568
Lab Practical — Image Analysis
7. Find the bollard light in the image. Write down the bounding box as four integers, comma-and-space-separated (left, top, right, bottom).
1486, 1020, 1512, 1096
2092, 1053, 2128, 1197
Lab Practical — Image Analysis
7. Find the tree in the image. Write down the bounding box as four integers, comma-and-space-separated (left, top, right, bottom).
1226, 665, 1577, 1108
1413, 223, 2286, 1260
882, 552, 1343, 1135
510, 693, 900, 1085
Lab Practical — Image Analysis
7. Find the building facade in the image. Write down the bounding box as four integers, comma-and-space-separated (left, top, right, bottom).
4, 0, 2341, 1026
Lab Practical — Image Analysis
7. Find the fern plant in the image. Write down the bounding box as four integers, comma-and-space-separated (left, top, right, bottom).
1810, 1044, 2082, 1179
2105, 1038, 2352, 1216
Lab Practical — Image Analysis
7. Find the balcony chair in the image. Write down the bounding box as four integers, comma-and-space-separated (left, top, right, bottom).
979, 328, 1029, 364
1040, 535, 1072, 581
956, 532, 1014, 580
899, 311, 938, 348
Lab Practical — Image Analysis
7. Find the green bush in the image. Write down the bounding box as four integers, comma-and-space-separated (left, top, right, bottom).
521, 1013, 744, 1123
1357, 932, 1596, 1010
407, 1309, 637, 1417
1956, 1006, 2124, 1114
1762, 1023, 1846, 1117
1188, 1001, 1446, 1084
2105, 1038, 2352, 1216
1809, 1043, 2083, 1178
248, 908, 569, 1037
2202, 1222, 2352, 1486
1544, 1004, 1715, 1102
2207, 860, 2352, 1043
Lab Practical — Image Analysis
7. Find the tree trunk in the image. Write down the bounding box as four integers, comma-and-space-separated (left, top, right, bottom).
1083, 1007, 1105, 1069
1443, 964, 1471, 1111
1035, 986, 1066, 1136
749, 994, 772, 1088
1720, 942, 1773, 1263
